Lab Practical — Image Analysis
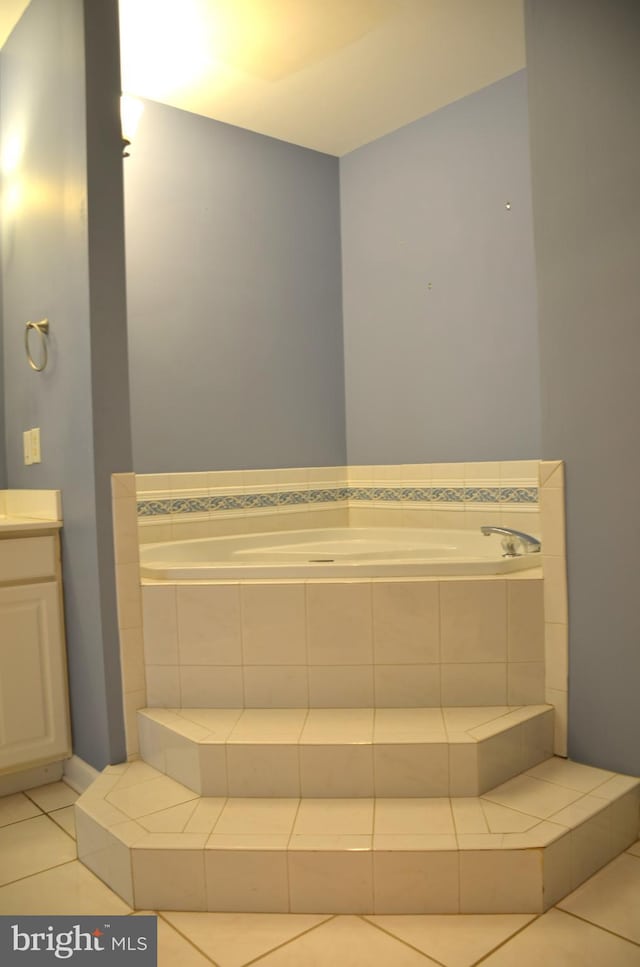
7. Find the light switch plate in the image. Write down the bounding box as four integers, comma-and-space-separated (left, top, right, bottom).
23, 430, 33, 466
30, 427, 41, 464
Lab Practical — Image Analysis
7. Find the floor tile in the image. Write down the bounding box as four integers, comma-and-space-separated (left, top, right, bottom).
0, 815, 77, 885
443, 707, 511, 733
480, 908, 640, 966
628, 841, 640, 857
137, 915, 213, 967
49, 805, 77, 838
366, 913, 536, 967
558, 853, 640, 944
301, 708, 374, 743
0, 792, 41, 827
107, 775, 198, 818
0, 860, 131, 914
250, 916, 442, 966
161, 912, 330, 967
25, 781, 79, 812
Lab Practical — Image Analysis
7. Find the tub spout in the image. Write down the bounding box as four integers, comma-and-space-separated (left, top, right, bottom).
480, 526, 541, 557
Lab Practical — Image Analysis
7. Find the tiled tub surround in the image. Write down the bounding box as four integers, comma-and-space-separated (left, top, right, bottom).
141, 575, 546, 710
75, 757, 640, 913
111, 460, 567, 756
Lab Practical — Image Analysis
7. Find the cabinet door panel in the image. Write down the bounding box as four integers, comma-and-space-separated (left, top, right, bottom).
0, 582, 70, 773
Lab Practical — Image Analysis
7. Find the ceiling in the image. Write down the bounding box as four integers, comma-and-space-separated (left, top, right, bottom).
2, 0, 526, 157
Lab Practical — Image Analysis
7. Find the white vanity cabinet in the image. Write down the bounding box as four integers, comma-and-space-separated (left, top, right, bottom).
0, 531, 71, 774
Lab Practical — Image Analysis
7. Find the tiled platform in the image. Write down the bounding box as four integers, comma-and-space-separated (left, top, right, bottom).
137, 705, 554, 798
75, 757, 640, 914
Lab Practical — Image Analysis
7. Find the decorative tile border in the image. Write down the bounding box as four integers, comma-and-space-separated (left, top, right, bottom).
137, 486, 538, 518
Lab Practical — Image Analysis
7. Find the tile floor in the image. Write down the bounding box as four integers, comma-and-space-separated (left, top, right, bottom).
1, 780, 640, 965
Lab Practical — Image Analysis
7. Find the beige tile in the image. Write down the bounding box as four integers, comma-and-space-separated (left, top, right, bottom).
132, 847, 207, 910
508, 662, 545, 705
146, 916, 214, 967
123, 688, 146, 757
367, 913, 536, 967
112, 472, 137, 498
142, 586, 178, 664
161, 912, 330, 967
0, 815, 77, 885
449, 743, 480, 797
179, 666, 243, 707
226, 745, 300, 797
375, 799, 454, 835
177, 585, 242, 664
25, 781, 78, 812
289, 834, 370, 850
179, 709, 243, 736
559, 854, 640, 944
374, 744, 449, 797
481, 800, 539, 833
241, 584, 307, 665
374, 665, 441, 707
272, 916, 443, 965
543, 831, 572, 909
460, 849, 543, 913
540, 486, 566, 557
115, 562, 143, 630
0, 860, 131, 915
184, 798, 227, 835
214, 799, 299, 837
306, 583, 373, 665
308, 665, 374, 707
120, 626, 147, 693
627, 840, 640, 857
107, 775, 198, 819
113, 495, 140, 565
440, 580, 507, 663
587, 774, 640, 801
545, 622, 568, 691
374, 707, 445, 741
49, 806, 77, 838
539, 461, 564, 487
294, 798, 373, 836
569, 809, 612, 889
145, 665, 181, 706
374, 849, 459, 913
243, 666, 309, 707
480, 908, 640, 966
229, 708, 307, 742
451, 798, 489, 835
138, 801, 199, 833
483, 774, 583, 819
299, 745, 374, 798
542, 556, 568, 624
443, 707, 511, 733
0, 792, 41, 827
441, 664, 507, 706
526, 757, 614, 792
301, 708, 374, 743
288, 852, 373, 913
372, 581, 440, 664
508, 580, 544, 662
545, 687, 568, 756
205, 849, 289, 912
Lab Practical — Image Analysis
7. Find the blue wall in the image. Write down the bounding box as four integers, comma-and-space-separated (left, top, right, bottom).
526, 0, 640, 775
340, 71, 541, 465
0, 0, 131, 769
124, 99, 346, 473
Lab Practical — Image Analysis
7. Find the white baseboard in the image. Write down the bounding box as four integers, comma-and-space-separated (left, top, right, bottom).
63, 755, 100, 794
0, 761, 64, 797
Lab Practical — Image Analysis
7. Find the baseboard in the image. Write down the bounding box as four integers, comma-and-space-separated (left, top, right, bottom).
0, 761, 64, 797
63, 755, 100, 794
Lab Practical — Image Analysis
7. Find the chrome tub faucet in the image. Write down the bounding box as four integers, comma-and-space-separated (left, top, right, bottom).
480, 526, 542, 557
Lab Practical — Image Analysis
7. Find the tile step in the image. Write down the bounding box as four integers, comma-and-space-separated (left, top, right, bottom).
75, 757, 640, 914
138, 705, 554, 798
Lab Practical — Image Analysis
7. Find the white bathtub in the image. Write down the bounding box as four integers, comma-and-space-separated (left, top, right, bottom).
139, 527, 540, 580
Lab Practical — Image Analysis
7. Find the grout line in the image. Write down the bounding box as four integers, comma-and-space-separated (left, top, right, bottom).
239, 915, 337, 967
467, 913, 543, 965
361, 916, 451, 966
156, 912, 222, 967
0, 858, 78, 890
0, 808, 46, 829
549, 907, 640, 950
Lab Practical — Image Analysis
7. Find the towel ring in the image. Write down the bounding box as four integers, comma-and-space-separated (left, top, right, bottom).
25, 319, 49, 372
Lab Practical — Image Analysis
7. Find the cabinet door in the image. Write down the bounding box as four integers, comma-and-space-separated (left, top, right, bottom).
0, 582, 71, 773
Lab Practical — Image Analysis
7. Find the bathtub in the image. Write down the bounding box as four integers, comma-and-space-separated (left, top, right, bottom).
139, 527, 540, 580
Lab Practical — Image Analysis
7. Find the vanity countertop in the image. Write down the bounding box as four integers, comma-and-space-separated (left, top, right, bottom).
0, 516, 62, 535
